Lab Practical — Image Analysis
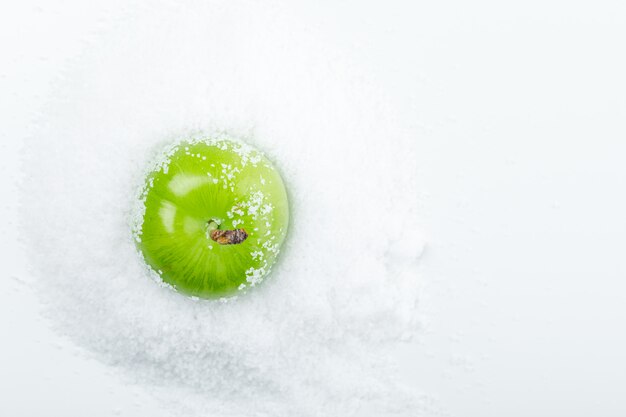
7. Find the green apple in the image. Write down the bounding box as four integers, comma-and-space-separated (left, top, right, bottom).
134, 136, 289, 299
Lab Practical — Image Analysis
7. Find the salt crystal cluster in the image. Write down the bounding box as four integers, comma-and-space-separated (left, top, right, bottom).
21, 1, 426, 416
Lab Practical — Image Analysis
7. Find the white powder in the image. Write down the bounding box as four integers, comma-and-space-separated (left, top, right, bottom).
21, 1, 426, 415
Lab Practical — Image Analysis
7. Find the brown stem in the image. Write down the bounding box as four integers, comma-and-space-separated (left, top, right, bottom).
207, 220, 248, 245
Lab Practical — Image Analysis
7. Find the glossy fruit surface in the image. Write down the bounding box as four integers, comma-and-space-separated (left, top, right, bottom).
134, 137, 289, 298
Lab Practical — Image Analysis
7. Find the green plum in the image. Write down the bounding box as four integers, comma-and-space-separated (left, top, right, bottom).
134, 136, 289, 298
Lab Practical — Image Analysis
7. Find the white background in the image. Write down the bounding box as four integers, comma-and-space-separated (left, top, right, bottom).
1, 1, 625, 416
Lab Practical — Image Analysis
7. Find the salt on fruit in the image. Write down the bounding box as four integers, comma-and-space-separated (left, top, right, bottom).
134, 136, 289, 298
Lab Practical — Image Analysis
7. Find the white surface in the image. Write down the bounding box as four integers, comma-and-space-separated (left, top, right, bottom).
1, 1, 625, 416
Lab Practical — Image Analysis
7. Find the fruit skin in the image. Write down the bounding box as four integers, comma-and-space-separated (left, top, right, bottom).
134, 137, 289, 299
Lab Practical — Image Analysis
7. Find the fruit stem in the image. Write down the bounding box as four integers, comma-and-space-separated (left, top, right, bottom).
207, 219, 248, 245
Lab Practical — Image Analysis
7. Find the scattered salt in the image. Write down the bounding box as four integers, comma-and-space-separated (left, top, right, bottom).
20, 2, 424, 416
